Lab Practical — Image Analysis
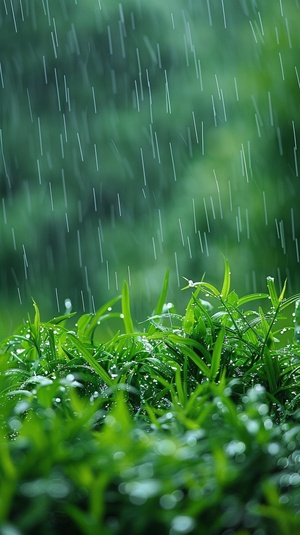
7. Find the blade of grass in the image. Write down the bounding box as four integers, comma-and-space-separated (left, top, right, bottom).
210, 326, 225, 382
122, 281, 134, 334
67, 334, 114, 387
221, 258, 230, 300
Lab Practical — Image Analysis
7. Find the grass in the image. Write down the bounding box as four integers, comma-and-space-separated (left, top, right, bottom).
1, 260, 300, 534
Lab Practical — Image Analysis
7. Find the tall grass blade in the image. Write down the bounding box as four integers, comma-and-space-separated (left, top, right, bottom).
266, 277, 279, 309
210, 326, 225, 382
122, 281, 134, 334
221, 258, 230, 300
67, 334, 114, 387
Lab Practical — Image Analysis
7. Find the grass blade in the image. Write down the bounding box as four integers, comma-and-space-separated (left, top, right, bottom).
67, 334, 114, 387
122, 281, 134, 334
221, 258, 230, 300
210, 326, 225, 382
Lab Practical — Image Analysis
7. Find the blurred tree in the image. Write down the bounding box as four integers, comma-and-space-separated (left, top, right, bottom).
0, 0, 299, 333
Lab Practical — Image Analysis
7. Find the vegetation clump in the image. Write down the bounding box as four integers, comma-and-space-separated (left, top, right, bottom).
1, 262, 300, 534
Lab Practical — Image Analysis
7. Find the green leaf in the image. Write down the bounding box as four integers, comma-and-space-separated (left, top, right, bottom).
266, 277, 279, 309
221, 258, 231, 300
237, 293, 268, 307
210, 326, 225, 382
122, 281, 134, 334
67, 334, 114, 387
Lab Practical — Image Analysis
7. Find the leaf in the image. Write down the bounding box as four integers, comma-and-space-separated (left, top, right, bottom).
67, 334, 114, 387
221, 258, 231, 300
122, 281, 134, 334
210, 326, 225, 382
266, 277, 279, 309
237, 293, 268, 307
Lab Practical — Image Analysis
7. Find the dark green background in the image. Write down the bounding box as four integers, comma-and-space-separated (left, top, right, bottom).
1, 0, 299, 334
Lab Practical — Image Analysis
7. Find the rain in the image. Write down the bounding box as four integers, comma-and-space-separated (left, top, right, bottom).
0, 0, 300, 333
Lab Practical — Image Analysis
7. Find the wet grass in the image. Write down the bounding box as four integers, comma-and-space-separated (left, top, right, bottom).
1, 261, 300, 534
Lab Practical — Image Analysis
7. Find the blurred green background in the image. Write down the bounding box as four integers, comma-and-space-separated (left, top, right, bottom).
1, 0, 300, 334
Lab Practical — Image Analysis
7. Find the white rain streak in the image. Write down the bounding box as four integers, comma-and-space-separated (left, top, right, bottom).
127, 265, 132, 286
210, 196, 216, 220
26, 88, 33, 122
93, 188, 97, 212
262, 191, 268, 225
228, 180, 233, 212
140, 147, 147, 185
105, 261, 110, 290
91, 86, 97, 113
285, 17, 292, 48
295, 67, 300, 89
107, 25, 113, 55
187, 236, 192, 259
146, 69, 153, 123
249, 20, 258, 44
268, 92, 274, 126
211, 94, 217, 127
117, 193, 122, 216
221, 0, 227, 29
49, 182, 54, 211
136, 48, 144, 101
279, 0, 284, 17
77, 229, 82, 267
198, 230, 203, 253
291, 208, 296, 241
54, 68, 61, 111
0, 63, 4, 88
169, 142, 177, 181
192, 112, 199, 144
278, 52, 285, 81
178, 218, 185, 246
77, 132, 84, 161
134, 80, 140, 112
65, 213, 70, 233
51, 30, 58, 58
55, 288, 60, 313
165, 70, 171, 113
203, 198, 210, 233
206, 0, 212, 26
2, 198, 7, 224
97, 226, 104, 263
37, 117, 43, 156
258, 12, 264, 36
152, 237, 157, 260
154, 131, 161, 163
11, 227, 16, 250
241, 143, 249, 183
22, 244, 28, 279
9, 0, 18, 32
31, 153, 40, 187
158, 209, 164, 242
233, 77, 239, 101
114, 271, 119, 291
61, 169, 68, 208
220, 90, 227, 122
0, 130, 10, 186
213, 170, 223, 219
292, 120, 298, 177
201, 121, 205, 155
204, 232, 209, 256
94, 144, 99, 171
277, 127, 283, 155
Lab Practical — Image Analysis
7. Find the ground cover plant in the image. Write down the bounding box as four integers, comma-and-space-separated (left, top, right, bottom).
1, 261, 300, 534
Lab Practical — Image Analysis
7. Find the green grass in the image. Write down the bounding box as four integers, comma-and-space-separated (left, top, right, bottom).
1, 261, 300, 534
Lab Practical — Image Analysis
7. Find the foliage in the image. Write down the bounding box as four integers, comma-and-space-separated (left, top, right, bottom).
1, 264, 300, 533
1, 0, 300, 332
